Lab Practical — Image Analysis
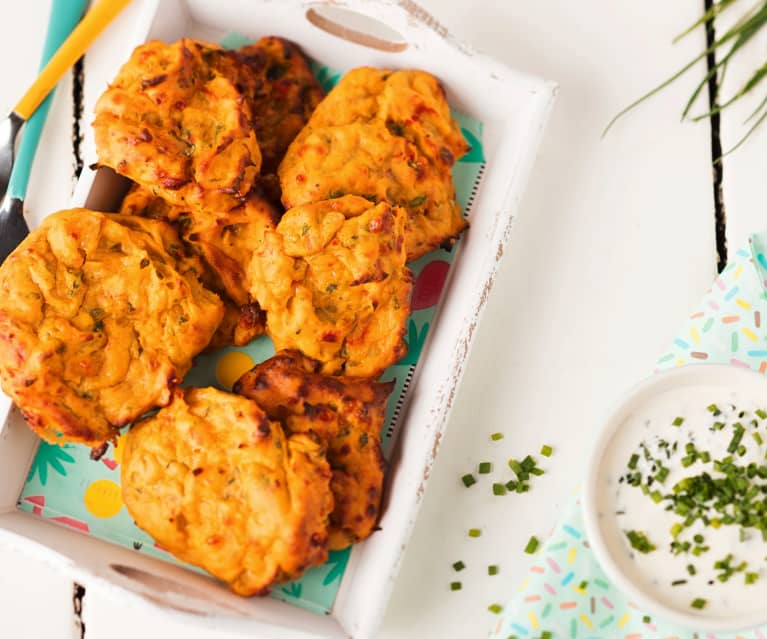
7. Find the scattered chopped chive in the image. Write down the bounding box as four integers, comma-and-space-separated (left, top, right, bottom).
530, 467, 545, 476
541, 632, 552, 639
508, 459, 522, 474
757, 409, 767, 420
492, 483, 506, 496
712, 421, 725, 430
681, 454, 696, 467
578, 580, 588, 590
478, 462, 492, 474
727, 423, 745, 454
540, 445, 553, 457
746, 572, 759, 585
642, 615, 651, 623
754, 432, 764, 446
687, 564, 696, 576
452, 561, 465, 572
516, 483, 530, 493
488, 565, 499, 576
671, 579, 687, 586
468, 528, 481, 538
524, 536, 539, 554
625, 530, 656, 554
461, 474, 477, 487
505, 480, 517, 491
650, 490, 663, 503
521, 455, 536, 472
672, 416, 685, 427
699, 451, 711, 463
628, 453, 639, 470
487, 604, 503, 614
707, 404, 721, 416
450, 581, 462, 591
656, 467, 670, 483
491, 432, 504, 441
691, 598, 707, 610
693, 534, 704, 544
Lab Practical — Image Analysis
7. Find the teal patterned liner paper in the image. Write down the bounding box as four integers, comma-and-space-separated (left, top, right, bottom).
491, 232, 767, 639
17, 48, 487, 615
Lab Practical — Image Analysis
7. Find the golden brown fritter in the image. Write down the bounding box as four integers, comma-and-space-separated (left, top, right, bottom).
0, 210, 224, 446
249, 195, 412, 377
234, 350, 393, 550
279, 67, 469, 260
121, 387, 333, 596
208, 37, 325, 177
119, 184, 278, 346
94, 39, 261, 208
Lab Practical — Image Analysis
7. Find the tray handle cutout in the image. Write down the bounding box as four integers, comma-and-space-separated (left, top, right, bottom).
305, 6, 407, 52
110, 563, 243, 616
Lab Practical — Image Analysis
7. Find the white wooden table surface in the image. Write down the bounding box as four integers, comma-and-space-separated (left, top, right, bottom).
0, 1, 754, 637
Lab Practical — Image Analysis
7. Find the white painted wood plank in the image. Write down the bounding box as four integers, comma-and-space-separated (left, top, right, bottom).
703, 6, 767, 253
0, 542, 75, 637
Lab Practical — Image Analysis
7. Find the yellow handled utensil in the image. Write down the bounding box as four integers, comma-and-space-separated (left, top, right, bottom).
0, 0, 131, 263
14, 0, 131, 120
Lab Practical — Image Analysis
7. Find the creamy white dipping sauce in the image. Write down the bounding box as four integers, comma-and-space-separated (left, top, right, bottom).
596, 385, 767, 617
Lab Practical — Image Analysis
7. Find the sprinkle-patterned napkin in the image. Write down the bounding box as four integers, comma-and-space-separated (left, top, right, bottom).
490, 234, 767, 639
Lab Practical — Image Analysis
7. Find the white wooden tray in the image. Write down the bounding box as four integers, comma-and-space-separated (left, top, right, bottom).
0, 1, 556, 637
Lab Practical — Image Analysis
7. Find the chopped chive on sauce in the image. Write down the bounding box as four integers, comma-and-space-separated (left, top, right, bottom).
524, 536, 539, 554
691, 598, 707, 610
628, 453, 639, 470
452, 561, 465, 572
671, 579, 687, 586
491, 432, 504, 441
757, 409, 767, 420
487, 603, 503, 614
468, 528, 481, 538
672, 416, 685, 427
625, 530, 656, 554
461, 474, 476, 488
450, 581, 462, 591
707, 404, 721, 416
746, 572, 759, 585
478, 462, 492, 474
488, 565, 499, 576
540, 444, 553, 457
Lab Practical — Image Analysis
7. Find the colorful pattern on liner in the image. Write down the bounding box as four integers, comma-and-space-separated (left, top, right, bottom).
491, 235, 767, 638
17, 39, 486, 617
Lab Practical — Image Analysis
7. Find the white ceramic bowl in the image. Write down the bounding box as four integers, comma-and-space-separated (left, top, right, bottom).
582, 364, 767, 633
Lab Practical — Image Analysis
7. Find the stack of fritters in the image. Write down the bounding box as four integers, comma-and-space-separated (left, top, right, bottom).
279, 67, 469, 260
119, 184, 279, 347
0, 210, 223, 445
94, 40, 262, 208
0, 37, 470, 597
249, 195, 412, 377
234, 350, 393, 550
121, 387, 334, 596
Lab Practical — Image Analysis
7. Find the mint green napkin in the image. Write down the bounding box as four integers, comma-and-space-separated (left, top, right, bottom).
491, 237, 767, 639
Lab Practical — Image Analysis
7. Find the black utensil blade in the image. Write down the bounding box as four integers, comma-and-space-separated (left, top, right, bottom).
0, 196, 29, 264
0, 113, 24, 201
